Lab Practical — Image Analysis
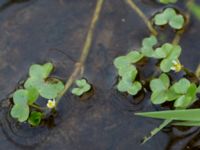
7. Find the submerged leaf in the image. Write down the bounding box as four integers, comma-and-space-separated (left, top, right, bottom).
28, 111, 43, 126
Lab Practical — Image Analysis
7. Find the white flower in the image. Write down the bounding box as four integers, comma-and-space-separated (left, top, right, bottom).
47, 99, 56, 109
170, 60, 182, 72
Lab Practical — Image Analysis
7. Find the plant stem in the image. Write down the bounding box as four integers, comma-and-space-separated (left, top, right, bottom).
172, 32, 181, 45
142, 119, 172, 144
55, 0, 104, 106
125, 0, 158, 36
30, 104, 46, 111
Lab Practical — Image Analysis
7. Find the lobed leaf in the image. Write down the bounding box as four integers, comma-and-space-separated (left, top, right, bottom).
141, 36, 157, 57
154, 8, 184, 29
71, 79, 91, 96
11, 104, 29, 122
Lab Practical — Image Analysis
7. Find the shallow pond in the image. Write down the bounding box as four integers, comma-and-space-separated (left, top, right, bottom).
0, 0, 199, 149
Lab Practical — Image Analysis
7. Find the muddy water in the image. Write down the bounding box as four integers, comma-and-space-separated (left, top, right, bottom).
0, 0, 199, 149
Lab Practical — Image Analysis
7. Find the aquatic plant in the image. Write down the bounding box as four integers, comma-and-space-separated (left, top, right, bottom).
115, 0, 200, 144
71, 79, 91, 96
9, 0, 105, 126
11, 63, 64, 125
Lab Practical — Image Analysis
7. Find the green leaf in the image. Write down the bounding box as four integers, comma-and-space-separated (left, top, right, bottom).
141, 36, 157, 57
165, 89, 180, 101
173, 83, 197, 108
150, 74, 172, 104
159, 44, 181, 72
25, 75, 64, 99
27, 87, 39, 104
173, 121, 200, 126
11, 104, 29, 122
126, 51, 143, 63
159, 0, 178, 4
39, 81, 65, 99
127, 81, 142, 95
24, 77, 43, 89
29, 63, 53, 79
197, 86, 200, 93
28, 111, 43, 126
151, 90, 168, 104
174, 95, 190, 108
169, 15, 184, 29
187, 1, 200, 20
154, 8, 184, 29
118, 65, 137, 77
135, 109, 200, 121
114, 51, 143, 69
153, 43, 172, 59
172, 78, 190, 94
71, 79, 91, 96
117, 79, 131, 92
150, 73, 170, 92
13, 89, 28, 105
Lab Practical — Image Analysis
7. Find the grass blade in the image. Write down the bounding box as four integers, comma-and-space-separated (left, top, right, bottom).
135, 109, 200, 121
173, 121, 200, 126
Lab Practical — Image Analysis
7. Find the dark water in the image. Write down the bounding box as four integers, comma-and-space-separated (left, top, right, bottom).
0, 0, 199, 149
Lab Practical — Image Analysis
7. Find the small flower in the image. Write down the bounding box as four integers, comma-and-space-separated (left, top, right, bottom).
170, 60, 183, 72
47, 99, 56, 109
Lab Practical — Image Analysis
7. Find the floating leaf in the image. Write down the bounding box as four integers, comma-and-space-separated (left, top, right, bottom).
29, 63, 53, 79
150, 73, 177, 104
171, 78, 190, 94
27, 87, 39, 104
173, 83, 197, 108
154, 8, 184, 29
71, 79, 91, 96
24, 63, 64, 99
141, 35, 157, 57
156, 43, 181, 72
39, 81, 64, 99
114, 51, 143, 69
150, 73, 170, 92
11, 104, 29, 122
117, 67, 142, 96
28, 111, 43, 126
13, 89, 28, 105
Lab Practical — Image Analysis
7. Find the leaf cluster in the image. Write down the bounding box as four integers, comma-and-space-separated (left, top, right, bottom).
11, 63, 64, 125
150, 74, 198, 108
154, 8, 184, 29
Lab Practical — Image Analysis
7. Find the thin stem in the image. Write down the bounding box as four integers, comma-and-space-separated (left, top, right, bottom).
142, 119, 172, 144
30, 104, 46, 111
125, 0, 158, 36
172, 32, 181, 45
55, 0, 104, 106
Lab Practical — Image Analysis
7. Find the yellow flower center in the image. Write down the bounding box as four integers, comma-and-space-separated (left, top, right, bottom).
47, 99, 56, 109
171, 60, 183, 72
